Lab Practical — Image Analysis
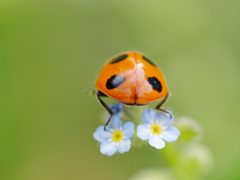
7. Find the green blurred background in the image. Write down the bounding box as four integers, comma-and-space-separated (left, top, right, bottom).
1, 0, 240, 179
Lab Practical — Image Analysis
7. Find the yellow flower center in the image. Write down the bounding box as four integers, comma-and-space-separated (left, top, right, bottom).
112, 131, 123, 142
151, 124, 162, 135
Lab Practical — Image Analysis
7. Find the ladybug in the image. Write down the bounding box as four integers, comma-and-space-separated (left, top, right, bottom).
95, 51, 170, 128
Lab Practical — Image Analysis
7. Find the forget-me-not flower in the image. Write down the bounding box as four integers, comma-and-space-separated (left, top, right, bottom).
137, 109, 180, 149
108, 102, 123, 116
93, 115, 135, 156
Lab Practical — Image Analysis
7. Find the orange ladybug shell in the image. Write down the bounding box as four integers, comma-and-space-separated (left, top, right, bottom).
95, 52, 168, 105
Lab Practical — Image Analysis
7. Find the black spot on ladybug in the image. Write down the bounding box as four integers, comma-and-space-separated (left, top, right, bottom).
106, 75, 125, 89
142, 55, 156, 66
147, 77, 162, 92
110, 54, 128, 64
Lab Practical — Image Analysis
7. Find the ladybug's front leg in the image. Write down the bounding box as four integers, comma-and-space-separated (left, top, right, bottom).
155, 93, 172, 119
96, 91, 114, 131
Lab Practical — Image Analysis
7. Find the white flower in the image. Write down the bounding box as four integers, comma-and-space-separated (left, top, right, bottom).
137, 109, 180, 149
93, 115, 135, 156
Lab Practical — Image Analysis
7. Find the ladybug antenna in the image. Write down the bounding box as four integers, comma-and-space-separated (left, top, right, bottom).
86, 89, 96, 96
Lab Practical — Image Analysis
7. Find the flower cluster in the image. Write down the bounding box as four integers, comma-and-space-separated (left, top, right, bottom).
93, 103, 180, 156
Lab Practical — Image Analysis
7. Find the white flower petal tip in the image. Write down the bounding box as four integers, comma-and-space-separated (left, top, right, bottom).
93, 115, 135, 156
93, 126, 111, 143
118, 139, 131, 153
137, 124, 150, 140
108, 115, 122, 130
100, 142, 117, 156
158, 111, 174, 127
137, 109, 180, 149
162, 127, 180, 142
149, 135, 165, 149
141, 109, 158, 124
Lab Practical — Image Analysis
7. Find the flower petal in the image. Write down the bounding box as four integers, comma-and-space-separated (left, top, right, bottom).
93, 126, 111, 143
137, 124, 150, 140
158, 111, 174, 127
100, 141, 117, 156
161, 126, 180, 142
123, 122, 135, 138
108, 102, 123, 114
117, 139, 131, 153
108, 104, 118, 113
148, 135, 165, 149
108, 115, 122, 130
142, 109, 158, 124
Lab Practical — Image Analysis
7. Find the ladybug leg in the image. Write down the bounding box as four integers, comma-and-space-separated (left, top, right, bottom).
96, 91, 114, 130
155, 93, 172, 119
